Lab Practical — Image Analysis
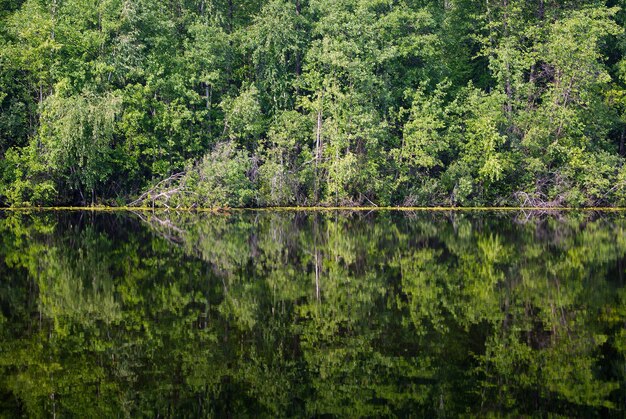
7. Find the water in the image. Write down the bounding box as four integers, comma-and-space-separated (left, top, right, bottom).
0, 210, 625, 417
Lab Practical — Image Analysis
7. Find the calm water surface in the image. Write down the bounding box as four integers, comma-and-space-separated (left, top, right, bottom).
0, 210, 625, 417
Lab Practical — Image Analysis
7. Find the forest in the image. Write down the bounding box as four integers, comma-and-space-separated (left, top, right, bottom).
2, 0, 626, 207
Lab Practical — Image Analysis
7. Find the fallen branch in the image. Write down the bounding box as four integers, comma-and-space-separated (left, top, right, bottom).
129, 172, 186, 207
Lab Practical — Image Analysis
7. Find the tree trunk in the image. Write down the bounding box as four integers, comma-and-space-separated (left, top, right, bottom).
316, 110, 322, 162
314, 92, 324, 202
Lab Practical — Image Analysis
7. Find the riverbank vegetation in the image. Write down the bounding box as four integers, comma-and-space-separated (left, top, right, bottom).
2, 0, 626, 207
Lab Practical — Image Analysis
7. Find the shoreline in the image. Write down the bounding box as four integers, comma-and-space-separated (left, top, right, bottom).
1, 206, 626, 212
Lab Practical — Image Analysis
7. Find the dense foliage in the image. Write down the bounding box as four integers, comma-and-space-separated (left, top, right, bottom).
2, 0, 626, 206
0, 210, 625, 416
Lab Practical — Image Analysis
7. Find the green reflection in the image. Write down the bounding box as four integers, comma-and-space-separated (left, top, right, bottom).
0, 211, 624, 417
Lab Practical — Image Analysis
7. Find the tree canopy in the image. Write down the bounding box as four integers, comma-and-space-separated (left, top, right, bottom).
1, 0, 626, 207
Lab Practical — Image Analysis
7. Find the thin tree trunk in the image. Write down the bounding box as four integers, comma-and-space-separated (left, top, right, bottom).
314, 93, 323, 202
316, 111, 322, 162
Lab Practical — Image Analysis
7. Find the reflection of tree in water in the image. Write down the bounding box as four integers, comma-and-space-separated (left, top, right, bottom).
0, 210, 625, 417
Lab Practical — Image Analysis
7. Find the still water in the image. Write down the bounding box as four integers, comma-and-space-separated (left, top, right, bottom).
0, 210, 625, 417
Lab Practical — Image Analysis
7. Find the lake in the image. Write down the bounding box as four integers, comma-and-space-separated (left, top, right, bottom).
0, 210, 625, 417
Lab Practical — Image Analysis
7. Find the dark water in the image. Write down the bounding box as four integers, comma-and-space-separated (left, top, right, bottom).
0, 210, 625, 417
